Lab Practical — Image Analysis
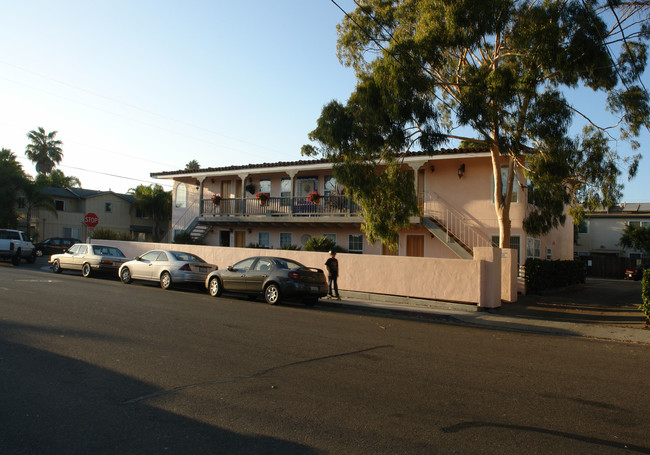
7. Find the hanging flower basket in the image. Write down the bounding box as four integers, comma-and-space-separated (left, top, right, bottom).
307, 190, 321, 204
256, 192, 270, 206
211, 194, 222, 206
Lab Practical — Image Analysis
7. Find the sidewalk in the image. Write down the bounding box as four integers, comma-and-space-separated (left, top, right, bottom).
321, 278, 650, 344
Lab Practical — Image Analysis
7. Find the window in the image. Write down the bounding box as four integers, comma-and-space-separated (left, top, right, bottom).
279, 232, 292, 248
349, 234, 363, 253
17, 197, 25, 209
324, 175, 338, 196
628, 221, 650, 228
281, 178, 291, 206
62, 227, 81, 239
175, 183, 187, 208
105, 202, 112, 213
492, 166, 518, 203
577, 220, 588, 234
67, 244, 79, 254
233, 257, 256, 272
254, 257, 274, 271
527, 237, 541, 259
259, 179, 271, 194
546, 247, 552, 260
141, 251, 160, 261
55, 200, 65, 211
258, 232, 270, 248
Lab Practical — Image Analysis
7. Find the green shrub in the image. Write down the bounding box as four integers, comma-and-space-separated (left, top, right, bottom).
281, 244, 300, 250
92, 228, 133, 241
524, 258, 586, 294
641, 269, 650, 324
246, 243, 269, 249
302, 236, 344, 252
173, 231, 204, 245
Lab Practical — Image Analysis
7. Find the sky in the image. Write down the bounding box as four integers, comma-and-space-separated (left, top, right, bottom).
1, 0, 648, 203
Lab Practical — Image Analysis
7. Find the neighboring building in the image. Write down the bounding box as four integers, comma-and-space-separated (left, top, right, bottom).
151, 148, 574, 267
17, 187, 155, 242
575, 202, 650, 263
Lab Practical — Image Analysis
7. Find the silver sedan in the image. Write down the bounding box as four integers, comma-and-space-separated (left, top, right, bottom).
119, 250, 217, 290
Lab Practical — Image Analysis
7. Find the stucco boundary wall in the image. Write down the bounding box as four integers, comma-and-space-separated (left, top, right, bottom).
100, 241, 515, 307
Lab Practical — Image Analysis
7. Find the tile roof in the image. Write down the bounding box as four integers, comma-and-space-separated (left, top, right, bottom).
150, 147, 489, 178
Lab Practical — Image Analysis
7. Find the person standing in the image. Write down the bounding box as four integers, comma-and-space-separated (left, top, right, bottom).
325, 250, 340, 299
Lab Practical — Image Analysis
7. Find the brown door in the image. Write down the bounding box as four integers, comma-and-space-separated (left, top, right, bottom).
406, 235, 424, 257
234, 231, 246, 248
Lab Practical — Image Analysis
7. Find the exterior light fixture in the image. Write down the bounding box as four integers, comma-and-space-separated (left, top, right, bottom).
458, 163, 465, 179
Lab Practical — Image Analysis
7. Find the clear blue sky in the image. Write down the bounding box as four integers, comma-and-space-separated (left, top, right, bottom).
1, 0, 648, 202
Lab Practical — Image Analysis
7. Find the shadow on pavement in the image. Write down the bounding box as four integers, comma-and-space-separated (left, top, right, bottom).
0, 320, 316, 455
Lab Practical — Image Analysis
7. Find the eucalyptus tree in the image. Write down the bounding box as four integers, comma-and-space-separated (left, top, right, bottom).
25, 127, 63, 175
129, 184, 172, 241
303, 0, 649, 248
21, 179, 58, 240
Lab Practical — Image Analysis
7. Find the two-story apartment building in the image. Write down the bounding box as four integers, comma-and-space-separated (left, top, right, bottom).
151, 148, 574, 267
575, 202, 650, 262
19, 187, 155, 242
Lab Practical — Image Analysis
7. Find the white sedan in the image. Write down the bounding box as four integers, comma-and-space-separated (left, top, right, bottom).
118, 250, 217, 290
50, 243, 127, 277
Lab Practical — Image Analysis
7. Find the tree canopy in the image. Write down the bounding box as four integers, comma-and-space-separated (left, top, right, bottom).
35, 169, 82, 188
619, 223, 650, 254
185, 160, 200, 170
304, 0, 649, 248
25, 127, 63, 175
0, 148, 27, 228
129, 184, 172, 241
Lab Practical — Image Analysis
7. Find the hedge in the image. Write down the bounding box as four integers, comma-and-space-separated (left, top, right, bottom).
524, 258, 586, 294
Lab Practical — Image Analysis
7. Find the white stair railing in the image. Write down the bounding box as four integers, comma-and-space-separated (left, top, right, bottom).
171, 198, 200, 233
422, 192, 492, 252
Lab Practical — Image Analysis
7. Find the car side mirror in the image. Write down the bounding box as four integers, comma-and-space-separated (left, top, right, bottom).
227, 265, 234, 272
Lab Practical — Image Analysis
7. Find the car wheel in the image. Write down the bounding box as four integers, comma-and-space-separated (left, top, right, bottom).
12, 251, 20, 266
35, 249, 43, 257
208, 277, 223, 297
82, 263, 92, 278
120, 267, 132, 284
264, 283, 281, 305
52, 259, 63, 273
160, 271, 173, 290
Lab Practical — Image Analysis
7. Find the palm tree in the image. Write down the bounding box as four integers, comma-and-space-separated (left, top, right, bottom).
25, 127, 63, 175
129, 184, 171, 241
185, 160, 200, 170
35, 169, 82, 188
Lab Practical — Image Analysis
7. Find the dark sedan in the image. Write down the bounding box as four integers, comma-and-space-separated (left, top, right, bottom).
205, 256, 328, 305
35, 237, 81, 256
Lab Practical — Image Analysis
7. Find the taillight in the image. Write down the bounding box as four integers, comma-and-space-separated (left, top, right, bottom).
289, 271, 300, 281
100, 260, 113, 265
179, 264, 191, 271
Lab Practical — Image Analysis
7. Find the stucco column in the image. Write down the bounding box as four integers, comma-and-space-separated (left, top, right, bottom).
407, 160, 428, 206
474, 246, 502, 309
238, 173, 249, 215
198, 176, 206, 215
286, 169, 299, 216
501, 248, 518, 303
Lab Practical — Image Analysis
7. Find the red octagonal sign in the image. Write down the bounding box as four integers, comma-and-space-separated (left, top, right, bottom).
84, 212, 99, 228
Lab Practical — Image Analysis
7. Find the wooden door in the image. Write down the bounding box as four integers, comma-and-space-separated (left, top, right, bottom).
406, 235, 424, 257
235, 231, 246, 248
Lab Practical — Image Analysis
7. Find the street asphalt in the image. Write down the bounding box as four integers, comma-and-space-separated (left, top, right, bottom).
321, 277, 650, 344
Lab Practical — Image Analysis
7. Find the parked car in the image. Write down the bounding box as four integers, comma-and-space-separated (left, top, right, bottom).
35, 237, 81, 256
624, 265, 647, 281
0, 229, 36, 265
205, 256, 328, 305
50, 243, 127, 277
119, 250, 217, 290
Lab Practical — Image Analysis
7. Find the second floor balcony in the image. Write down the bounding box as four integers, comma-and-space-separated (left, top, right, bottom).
201, 195, 362, 219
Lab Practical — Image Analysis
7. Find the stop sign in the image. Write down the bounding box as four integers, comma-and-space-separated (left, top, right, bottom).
84, 212, 99, 228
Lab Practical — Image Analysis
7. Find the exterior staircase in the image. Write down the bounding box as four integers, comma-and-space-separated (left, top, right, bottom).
421, 192, 492, 259
186, 218, 212, 242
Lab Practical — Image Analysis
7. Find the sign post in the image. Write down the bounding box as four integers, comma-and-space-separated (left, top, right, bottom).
83, 212, 99, 242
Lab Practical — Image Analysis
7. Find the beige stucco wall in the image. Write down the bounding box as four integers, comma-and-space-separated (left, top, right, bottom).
97, 240, 512, 306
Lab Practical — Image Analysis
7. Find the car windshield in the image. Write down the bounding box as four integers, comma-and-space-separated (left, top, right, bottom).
274, 258, 304, 270
92, 246, 125, 257
170, 251, 205, 263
